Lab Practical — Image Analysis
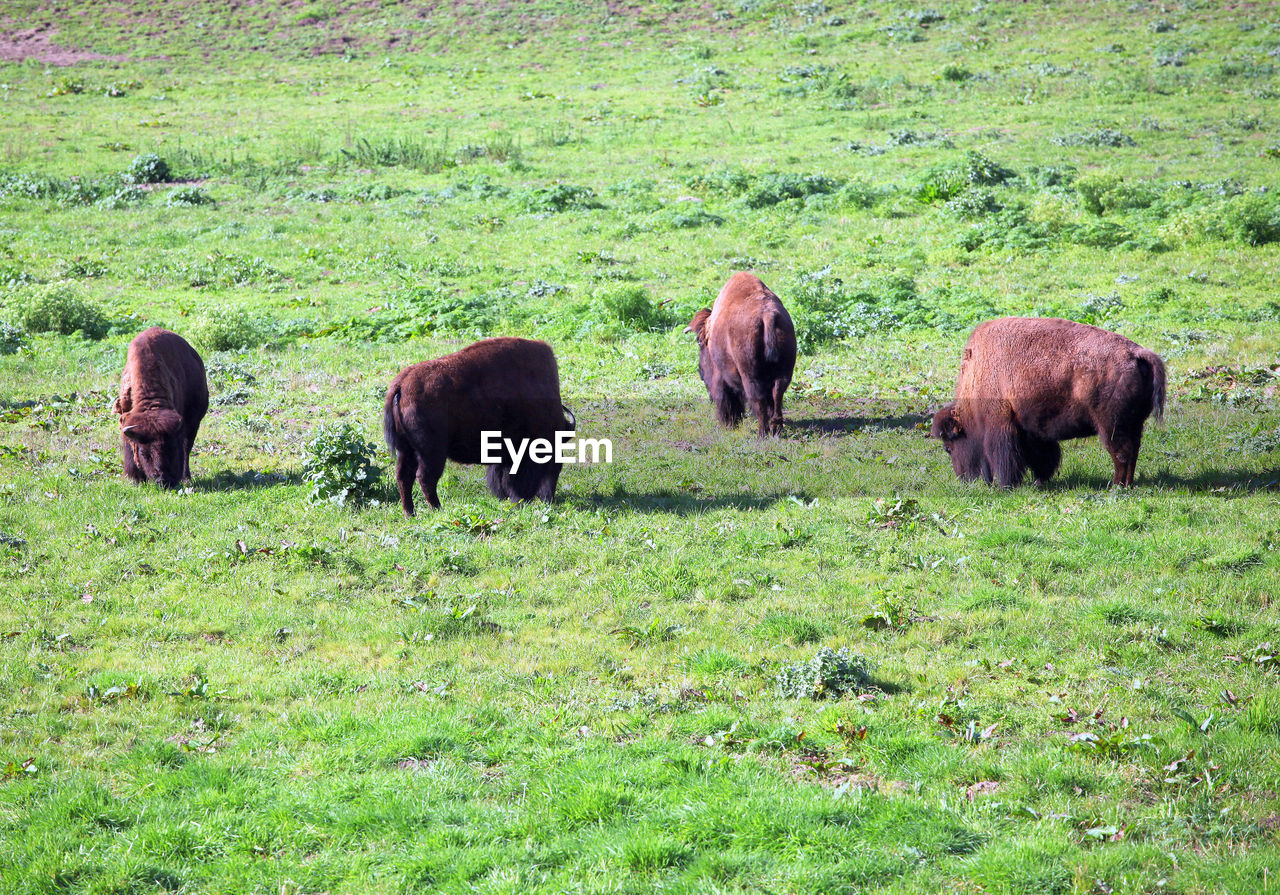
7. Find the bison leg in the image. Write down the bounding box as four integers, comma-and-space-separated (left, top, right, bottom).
1022, 435, 1062, 486
742, 380, 774, 438
982, 423, 1026, 489
769, 377, 789, 436
181, 413, 202, 482
535, 463, 562, 502
395, 447, 420, 516
710, 380, 745, 429
416, 451, 446, 510
485, 463, 515, 501
120, 438, 146, 483
1101, 423, 1143, 488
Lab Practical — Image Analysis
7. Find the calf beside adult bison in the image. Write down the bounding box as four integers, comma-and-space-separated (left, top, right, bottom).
931, 317, 1167, 488
112, 327, 209, 489
383, 337, 573, 515
686, 272, 797, 438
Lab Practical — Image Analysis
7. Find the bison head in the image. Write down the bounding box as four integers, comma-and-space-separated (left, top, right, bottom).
683, 309, 711, 344
931, 403, 983, 481
120, 409, 185, 488
684, 308, 713, 384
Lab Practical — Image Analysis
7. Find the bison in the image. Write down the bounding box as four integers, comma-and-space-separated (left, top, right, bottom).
931, 317, 1166, 489
112, 327, 209, 488
685, 272, 797, 437
383, 337, 573, 515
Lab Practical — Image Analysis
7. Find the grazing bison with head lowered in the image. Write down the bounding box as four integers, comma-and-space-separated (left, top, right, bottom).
112, 327, 209, 488
383, 337, 573, 515
685, 272, 797, 437
931, 317, 1166, 488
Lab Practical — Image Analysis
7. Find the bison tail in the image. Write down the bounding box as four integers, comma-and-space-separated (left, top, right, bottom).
383, 386, 402, 454
1144, 350, 1167, 422
762, 312, 780, 363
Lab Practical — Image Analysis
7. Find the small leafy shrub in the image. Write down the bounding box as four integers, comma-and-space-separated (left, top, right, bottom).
739, 172, 840, 208
171, 252, 280, 288
915, 152, 1015, 202
945, 188, 1002, 218
685, 167, 754, 195
886, 129, 953, 147
1222, 193, 1280, 246
526, 280, 567, 299
0, 261, 36, 288
1075, 173, 1161, 215
836, 177, 887, 208
97, 185, 148, 208
0, 173, 63, 201
517, 183, 602, 213
1076, 293, 1125, 323
54, 257, 109, 279
1025, 165, 1078, 188
166, 187, 214, 207
8, 283, 109, 339
941, 64, 972, 82
413, 287, 512, 335
1154, 45, 1194, 67
124, 153, 171, 184
1051, 128, 1136, 148
191, 306, 266, 351
0, 320, 28, 354
59, 179, 106, 206
302, 421, 381, 507
776, 647, 874, 699
594, 285, 673, 332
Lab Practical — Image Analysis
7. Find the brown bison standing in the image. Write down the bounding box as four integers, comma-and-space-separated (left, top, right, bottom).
112, 327, 209, 488
383, 337, 572, 515
685, 272, 797, 437
931, 317, 1166, 488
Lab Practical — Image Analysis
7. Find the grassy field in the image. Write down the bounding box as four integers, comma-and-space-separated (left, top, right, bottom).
2, 1, 1280, 892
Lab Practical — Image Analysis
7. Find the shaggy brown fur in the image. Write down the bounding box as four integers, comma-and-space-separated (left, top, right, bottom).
383, 337, 572, 515
685, 272, 797, 437
112, 328, 209, 488
931, 317, 1166, 488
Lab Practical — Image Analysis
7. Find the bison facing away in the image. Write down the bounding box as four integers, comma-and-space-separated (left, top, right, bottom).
383, 337, 572, 515
931, 317, 1166, 489
685, 272, 797, 437
113, 327, 209, 488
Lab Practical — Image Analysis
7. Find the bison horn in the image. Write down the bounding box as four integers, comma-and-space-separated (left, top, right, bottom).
561, 404, 577, 429
121, 425, 136, 433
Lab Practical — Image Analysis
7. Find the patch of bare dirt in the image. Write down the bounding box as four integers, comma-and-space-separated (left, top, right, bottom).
0, 20, 129, 65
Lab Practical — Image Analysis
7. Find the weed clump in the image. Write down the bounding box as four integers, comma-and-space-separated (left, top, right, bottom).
517, 184, 602, 213
124, 153, 171, 184
1051, 128, 1136, 148
740, 172, 840, 208
594, 285, 673, 332
1222, 193, 1280, 246
302, 421, 381, 507
0, 320, 28, 354
776, 647, 874, 699
166, 187, 214, 207
7, 283, 109, 339
915, 152, 1015, 203
191, 306, 267, 351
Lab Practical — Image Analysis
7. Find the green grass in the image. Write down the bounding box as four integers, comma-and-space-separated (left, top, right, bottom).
3, 1, 1280, 892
